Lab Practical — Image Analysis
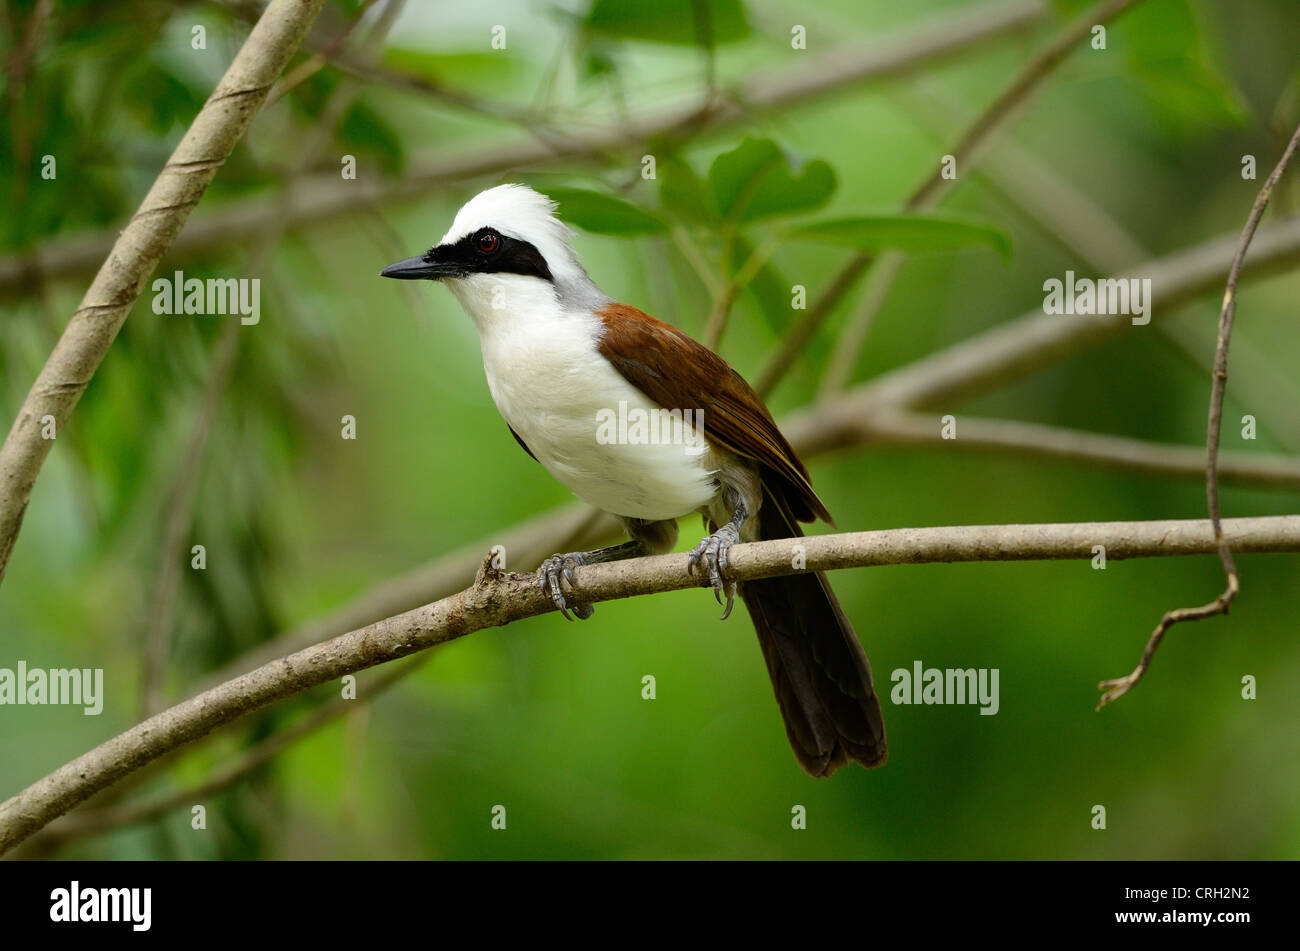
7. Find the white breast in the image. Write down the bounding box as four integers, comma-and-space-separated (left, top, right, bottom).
449, 275, 718, 522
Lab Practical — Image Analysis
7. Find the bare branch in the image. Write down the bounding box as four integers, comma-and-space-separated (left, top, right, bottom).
0, 0, 328, 587
895, 85, 1300, 455
901, 83, 1150, 275
1097, 119, 1300, 708
2, 514, 1298, 854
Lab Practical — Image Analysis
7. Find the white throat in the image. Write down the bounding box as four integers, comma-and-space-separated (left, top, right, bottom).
443, 273, 559, 337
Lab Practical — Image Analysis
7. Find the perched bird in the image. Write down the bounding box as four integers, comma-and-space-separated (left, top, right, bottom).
380, 184, 885, 776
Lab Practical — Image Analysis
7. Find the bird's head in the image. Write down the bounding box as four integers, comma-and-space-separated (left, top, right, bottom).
380, 184, 603, 326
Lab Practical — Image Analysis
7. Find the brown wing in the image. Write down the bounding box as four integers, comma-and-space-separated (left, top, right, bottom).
596, 302, 832, 525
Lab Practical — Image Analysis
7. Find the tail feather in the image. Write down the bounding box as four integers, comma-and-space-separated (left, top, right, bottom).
738, 493, 886, 776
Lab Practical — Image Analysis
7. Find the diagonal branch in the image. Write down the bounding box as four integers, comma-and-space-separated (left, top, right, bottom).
1, 514, 1298, 854
0, 0, 328, 587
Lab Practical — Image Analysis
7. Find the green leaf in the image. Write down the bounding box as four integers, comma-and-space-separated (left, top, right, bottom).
1118, 0, 1250, 133
709, 138, 836, 224
1129, 58, 1250, 129
787, 215, 1012, 261
337, 101, 405, 177
657, 152, 715, 225
546, 187, 669, 235
584, 0, 751, 47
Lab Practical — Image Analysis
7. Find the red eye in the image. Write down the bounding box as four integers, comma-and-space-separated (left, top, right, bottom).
477, 232, 499, 253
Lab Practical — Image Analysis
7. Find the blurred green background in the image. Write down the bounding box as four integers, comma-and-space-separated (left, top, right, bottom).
1, 0, 1298, 859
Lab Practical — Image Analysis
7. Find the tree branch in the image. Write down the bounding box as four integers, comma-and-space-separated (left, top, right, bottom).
0, 0, 327, 587
1, 514, 1297, 854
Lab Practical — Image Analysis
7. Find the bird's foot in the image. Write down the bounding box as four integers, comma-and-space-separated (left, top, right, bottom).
537, 553, 595, 621
687, 524, 739, 620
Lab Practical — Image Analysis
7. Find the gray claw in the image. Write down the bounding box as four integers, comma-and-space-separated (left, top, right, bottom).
537, 553, 594, 621
687, 525, 739, 620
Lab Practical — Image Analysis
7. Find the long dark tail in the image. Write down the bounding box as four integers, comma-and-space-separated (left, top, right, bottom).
738, 493, 886, 777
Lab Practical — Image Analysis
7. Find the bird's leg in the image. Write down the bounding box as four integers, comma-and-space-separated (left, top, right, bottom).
687, 494, 749, 621
538, 540, 645, 621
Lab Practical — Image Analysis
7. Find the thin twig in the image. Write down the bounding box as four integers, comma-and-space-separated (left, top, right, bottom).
900, 82, 1150, 275
896, 83, 1300, 453
818, 253, 904, 397
817, 77, 1151, 398
701, 236, 781, 349
1096, 119, 1300, 708
755, 254, 872, 396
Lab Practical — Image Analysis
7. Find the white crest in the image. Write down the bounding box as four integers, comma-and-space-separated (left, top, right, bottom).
441, 184, 590, 292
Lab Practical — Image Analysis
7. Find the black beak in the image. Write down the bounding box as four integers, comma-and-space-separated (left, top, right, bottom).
378, 254, 464, 280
